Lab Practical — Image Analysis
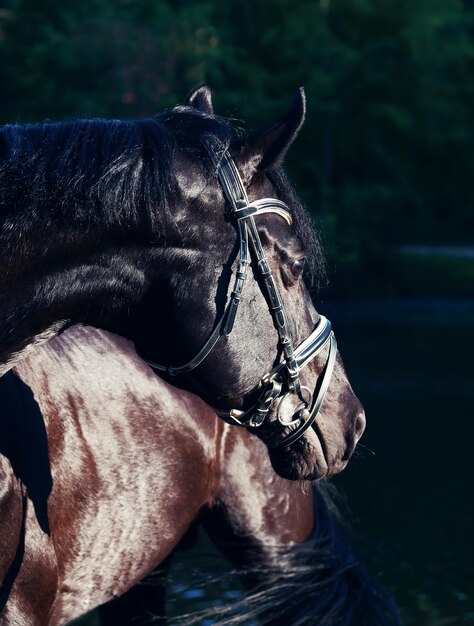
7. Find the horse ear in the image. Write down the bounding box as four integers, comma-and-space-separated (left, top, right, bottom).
234, 88, 306, 178
184, 85, 214, 115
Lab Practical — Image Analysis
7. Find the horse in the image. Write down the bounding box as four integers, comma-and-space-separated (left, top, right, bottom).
0, 85, 366, 486
0, 325, 399, 625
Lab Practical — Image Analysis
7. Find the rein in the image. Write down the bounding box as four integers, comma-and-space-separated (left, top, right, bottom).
139, 136, 337, 447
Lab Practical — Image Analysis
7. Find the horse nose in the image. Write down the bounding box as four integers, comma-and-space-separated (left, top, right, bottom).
341, 408, 366, 463
355, 409, 366, 440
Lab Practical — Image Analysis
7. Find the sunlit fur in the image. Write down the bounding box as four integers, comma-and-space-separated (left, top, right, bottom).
0, 327, 399, 625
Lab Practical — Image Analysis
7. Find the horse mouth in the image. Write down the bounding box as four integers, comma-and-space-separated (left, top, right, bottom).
257, 413, 355, 482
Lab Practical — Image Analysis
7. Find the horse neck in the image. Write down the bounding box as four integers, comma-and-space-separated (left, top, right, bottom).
0, 195, 165, 373
2, 259, 145, 375
205, 426, 315, 549
0, 119, 179, 370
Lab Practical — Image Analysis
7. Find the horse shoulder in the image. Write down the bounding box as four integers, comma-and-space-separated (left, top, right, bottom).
13, 325, 221, 623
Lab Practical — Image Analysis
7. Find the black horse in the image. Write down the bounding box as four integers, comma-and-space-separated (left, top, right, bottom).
0, 86, 365, 483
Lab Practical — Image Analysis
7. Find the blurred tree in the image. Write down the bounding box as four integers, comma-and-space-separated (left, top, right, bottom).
0, 0, 216, 118
0, 0, 472, 294
207, 0, 474, 292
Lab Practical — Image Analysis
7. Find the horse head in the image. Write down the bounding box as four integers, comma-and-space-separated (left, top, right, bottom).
0, 87, 364, 481
131, 86, 366, 481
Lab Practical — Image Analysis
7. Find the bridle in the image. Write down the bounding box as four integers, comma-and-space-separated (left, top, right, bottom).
139, 135, 337, 447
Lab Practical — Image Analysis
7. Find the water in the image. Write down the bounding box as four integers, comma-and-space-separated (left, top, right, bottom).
324, 298, 474, 625
75, 298, 474, 625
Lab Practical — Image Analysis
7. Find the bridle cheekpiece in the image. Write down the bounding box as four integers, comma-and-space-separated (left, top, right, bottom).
139, 136, 337, 447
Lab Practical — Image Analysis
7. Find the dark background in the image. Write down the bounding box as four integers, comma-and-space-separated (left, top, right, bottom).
1, 1, 472, 624
2, 0, 473, 295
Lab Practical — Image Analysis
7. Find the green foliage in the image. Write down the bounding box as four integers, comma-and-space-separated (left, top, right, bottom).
390, 250, 474, 297
0, 0, 216, 118
0, 0, 472, 295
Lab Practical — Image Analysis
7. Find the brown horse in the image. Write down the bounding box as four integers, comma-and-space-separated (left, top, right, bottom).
0, 326, 399, 625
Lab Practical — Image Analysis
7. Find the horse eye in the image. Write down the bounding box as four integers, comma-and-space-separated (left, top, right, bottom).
291, 258, 306, 277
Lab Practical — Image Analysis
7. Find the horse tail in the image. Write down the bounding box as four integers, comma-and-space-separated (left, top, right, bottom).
171, 482, 401, 626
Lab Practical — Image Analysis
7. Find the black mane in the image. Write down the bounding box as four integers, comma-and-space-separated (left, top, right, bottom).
0, 110, 228, 236
0, 107, 324, 284
165, 483, 400, 626
0, 104, 327, 372
269, 168, 326, 291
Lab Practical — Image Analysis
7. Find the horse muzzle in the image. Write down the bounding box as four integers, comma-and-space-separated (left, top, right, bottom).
219, 316, 337, 447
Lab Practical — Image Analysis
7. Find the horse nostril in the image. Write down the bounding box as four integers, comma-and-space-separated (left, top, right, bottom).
355, 411, 366, 438
341, 411, 366, 463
